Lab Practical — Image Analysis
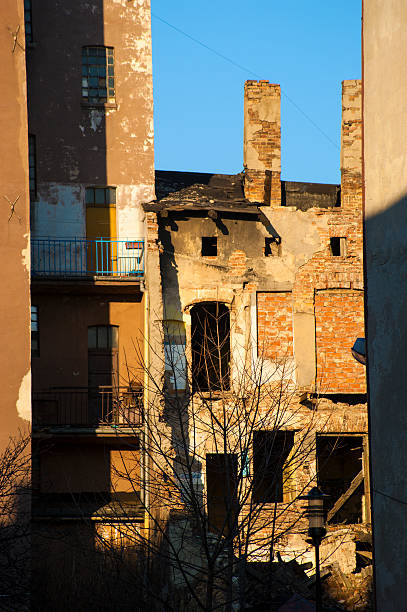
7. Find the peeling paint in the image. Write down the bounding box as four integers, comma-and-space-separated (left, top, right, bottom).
21, 233, 30, 272
16, 370, 31, 422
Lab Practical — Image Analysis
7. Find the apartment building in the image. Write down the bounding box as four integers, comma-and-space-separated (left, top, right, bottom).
23, 0, 155, 606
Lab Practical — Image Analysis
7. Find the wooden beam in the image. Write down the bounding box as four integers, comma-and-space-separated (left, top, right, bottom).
327, 469, 364, 523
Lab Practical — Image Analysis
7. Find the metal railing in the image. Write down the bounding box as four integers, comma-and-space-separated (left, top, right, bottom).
31, 238, 144, 278
32, 386, 143, 427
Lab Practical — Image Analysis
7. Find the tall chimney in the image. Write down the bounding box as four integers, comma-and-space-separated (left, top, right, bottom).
341, 80, 362, 209
243, 80, 281, 205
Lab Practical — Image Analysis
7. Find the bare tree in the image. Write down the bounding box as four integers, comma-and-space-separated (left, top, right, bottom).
0, 431, 30, 611
92, 305, 333, 611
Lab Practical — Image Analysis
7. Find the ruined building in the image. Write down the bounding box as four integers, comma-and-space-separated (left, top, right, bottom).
2, 0, 370, 608
143, 79, 370, 607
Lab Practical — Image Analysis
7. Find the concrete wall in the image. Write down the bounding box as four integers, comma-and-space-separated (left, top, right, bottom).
0, 0, 31, 440
363, 2, 407, 608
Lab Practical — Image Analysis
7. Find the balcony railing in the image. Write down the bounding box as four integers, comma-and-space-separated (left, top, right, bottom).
31, 238, 144, 278
32, 386, 143, 428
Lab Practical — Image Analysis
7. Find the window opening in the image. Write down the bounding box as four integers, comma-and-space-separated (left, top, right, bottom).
252, 430, 295, 503
24, 0, 33, 44
317, 435, 363, 524
82, 47, 115, 104
201, 237, 217, 257
206, 453, 238, 534
31, 305, 39, 356
29, 135, 36, 198
191, 302, 230, 392
330, 237, 347, 257
264, 237, 280, 257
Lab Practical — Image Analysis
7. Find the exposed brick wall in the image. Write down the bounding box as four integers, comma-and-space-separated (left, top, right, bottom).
315, 290, 366, 393
228, 249, 247, 276
257, 292, 293, 360
244, 81, 281, 205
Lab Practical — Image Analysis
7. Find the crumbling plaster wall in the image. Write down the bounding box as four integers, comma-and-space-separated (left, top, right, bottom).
0, 0, 31, 436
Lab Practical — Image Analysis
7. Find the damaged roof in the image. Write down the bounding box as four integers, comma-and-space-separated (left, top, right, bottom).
142, 170, 341, 213
144, 171, 259, 213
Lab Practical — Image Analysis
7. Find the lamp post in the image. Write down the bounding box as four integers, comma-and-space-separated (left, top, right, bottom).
300, 487, 327, 612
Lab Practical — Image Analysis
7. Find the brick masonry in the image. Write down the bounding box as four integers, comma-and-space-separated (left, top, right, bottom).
315, 290, 366, 393
257, 292, 293, 360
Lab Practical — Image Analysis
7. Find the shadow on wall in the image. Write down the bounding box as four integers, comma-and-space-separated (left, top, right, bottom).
364, 190, 407, 607
27, 0, 108, 238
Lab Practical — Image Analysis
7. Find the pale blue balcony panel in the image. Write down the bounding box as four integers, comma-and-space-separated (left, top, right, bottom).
31, 237, 144, 278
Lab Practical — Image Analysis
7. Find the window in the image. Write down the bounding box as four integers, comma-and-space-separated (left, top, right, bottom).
206, 454, 238, 534
88, 325, 118, 350
264, 237, 280, 257
82, 47, 115, 104
252, 430, 295, 503
317, 435, 364, 524
191, 302, 230, 392
31, 305, 39, 356
85, 187, 116, 207
330, 237, 347, 257
29, 135, 36, 198
24, 0, 33, 44
201, 237, 217, 257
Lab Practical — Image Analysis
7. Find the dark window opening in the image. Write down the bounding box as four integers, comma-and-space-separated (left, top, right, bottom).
24, 0, 33, 44
265, 237, 280, 257
330, 237, 347, 256
29, 135, 36, 198
85, 186, 116, 207
191, 302, 230, 392
31, 305, 39, 357
206, 453, 238, 534
317, 435, 363, 524
82, 47, 115, 104
253, 430, 295, 503
201, 237, 217, 257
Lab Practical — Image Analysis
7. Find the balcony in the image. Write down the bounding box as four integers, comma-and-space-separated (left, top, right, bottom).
32, 386, 143, 429
31, 238, 144, 278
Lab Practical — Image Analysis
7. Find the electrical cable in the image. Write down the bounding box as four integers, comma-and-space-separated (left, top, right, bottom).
152, 12, 340, 151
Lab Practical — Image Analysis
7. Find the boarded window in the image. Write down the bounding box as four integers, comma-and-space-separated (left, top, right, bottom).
253, 430, 295, 503
191, 302, 230, 392
82, 47, 115, 104
317, 435, 363, 524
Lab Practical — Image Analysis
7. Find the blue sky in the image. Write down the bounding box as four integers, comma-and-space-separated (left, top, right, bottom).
151, 1, 361, 184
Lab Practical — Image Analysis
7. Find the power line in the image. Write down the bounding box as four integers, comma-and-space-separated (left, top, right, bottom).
152, 12, 340, 151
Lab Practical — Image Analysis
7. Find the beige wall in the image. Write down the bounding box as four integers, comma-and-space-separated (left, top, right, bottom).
363, 2, 407, 609
0, 0, 31, 445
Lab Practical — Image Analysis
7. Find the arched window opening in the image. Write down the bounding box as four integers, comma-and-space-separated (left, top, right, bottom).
191, 302, 230, 392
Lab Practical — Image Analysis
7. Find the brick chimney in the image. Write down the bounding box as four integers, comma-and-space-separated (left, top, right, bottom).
243, 80, 281, 205
341, 80, 362, 209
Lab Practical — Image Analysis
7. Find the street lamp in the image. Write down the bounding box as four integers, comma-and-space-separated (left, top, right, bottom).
300, 487, 327, 612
